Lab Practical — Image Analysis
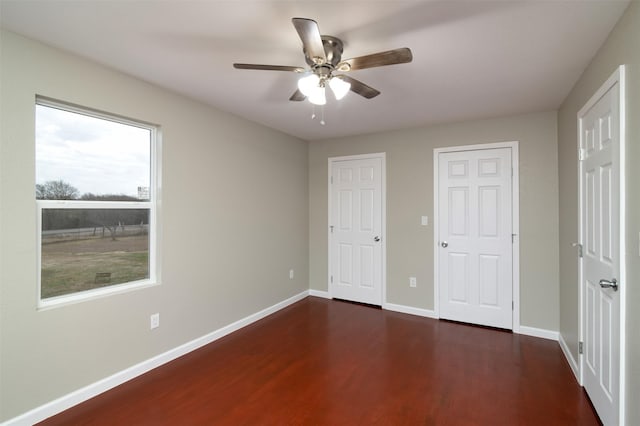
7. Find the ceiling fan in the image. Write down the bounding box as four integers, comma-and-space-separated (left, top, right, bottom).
233, 18, 413, 105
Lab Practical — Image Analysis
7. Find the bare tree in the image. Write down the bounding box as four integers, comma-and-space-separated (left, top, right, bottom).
80, 193, 140, 201
36, 180, 79, 200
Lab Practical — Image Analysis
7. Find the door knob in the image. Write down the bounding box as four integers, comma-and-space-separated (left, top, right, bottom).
599, 278, 618, 291
374, 236, 381, 242
441, 241, 448, 248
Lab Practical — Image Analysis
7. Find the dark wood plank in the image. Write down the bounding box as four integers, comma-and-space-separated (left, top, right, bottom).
39, 297, 600, 425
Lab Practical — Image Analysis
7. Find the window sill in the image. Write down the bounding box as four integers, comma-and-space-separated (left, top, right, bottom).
38, 279, 159, 311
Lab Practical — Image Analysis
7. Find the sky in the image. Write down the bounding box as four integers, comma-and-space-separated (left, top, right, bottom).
35, 104, 151, 198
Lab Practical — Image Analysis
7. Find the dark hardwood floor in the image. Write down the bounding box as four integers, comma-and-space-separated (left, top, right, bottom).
39, 297, 600, 425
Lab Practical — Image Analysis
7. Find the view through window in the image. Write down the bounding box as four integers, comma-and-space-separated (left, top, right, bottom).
36, 99, 157, 303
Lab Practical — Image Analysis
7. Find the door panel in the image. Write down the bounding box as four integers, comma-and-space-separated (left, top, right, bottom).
339, 243, 352, 284
449, 188, 469, 236
360, 245, 374, 288
339, 190, 352, 229
438, 148, 513, 329
330, 156, 383, 305
360, 190, 374, 230
479, 186, 499, 237
478, 255, 499, 306
586, 280, 596, 372
580, 81, 620, 426
449, 253, 469, 303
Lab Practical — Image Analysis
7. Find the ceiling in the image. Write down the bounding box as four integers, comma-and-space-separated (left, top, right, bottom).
0, 1, 630, 141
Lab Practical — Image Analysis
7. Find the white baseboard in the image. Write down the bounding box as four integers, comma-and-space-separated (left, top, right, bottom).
4, 290, 309, 426
383, 302, 438, 319
559, 333, 580, 383
308, 289, 330, 299
518, 325, 559, 341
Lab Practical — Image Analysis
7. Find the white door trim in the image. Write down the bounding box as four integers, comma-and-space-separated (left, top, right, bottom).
328, 152, 387, 305
577, 65, 626, 425
433, 141, 520, 332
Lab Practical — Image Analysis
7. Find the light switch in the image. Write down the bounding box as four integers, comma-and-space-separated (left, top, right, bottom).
421, 216, 429, 226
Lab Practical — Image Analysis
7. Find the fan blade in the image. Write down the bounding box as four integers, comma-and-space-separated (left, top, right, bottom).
292, 18, 327, 64
339, 75, 380, 99
337, 48, 413, 71
234, 63, 305, 73
289, 89, 306, 101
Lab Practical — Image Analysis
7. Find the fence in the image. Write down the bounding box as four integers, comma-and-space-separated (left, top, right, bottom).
42, 224, 149, 244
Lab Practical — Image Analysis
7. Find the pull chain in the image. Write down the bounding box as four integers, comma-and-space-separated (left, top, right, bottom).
309, 104, 326, 125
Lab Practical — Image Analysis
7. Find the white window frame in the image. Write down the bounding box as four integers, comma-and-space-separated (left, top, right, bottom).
36, 97, 161, 309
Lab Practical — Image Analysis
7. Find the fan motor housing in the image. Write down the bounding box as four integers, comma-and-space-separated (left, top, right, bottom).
304, 35, 344, 69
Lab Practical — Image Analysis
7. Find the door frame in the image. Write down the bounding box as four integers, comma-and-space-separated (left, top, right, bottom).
327, 152, 387, 305
577, 65, 626, 424
433, 141, 520, 332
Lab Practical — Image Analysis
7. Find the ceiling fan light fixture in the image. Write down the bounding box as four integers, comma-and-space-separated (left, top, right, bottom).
307, 86, 326, 105
298, 73, 320, 97
329, 76, 351, 100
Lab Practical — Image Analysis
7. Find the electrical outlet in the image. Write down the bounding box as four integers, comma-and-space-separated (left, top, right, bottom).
150, 313, 160, 330
409, 277, 417, 288
289, 269, 294, 279
421, 216, 429, 226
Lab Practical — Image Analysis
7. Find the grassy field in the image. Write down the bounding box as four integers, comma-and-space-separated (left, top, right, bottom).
41, 235, 149, 299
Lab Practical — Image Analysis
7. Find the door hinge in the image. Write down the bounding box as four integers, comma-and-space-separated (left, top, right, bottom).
512, 301, 514, 310
330, 176, 333, 184
330, 225, 334, 233
512, 234, 516, 243
579, 341, 584, 354
572, 242, 583, 258
579, 149, 586, 161
330, 275, 333, 283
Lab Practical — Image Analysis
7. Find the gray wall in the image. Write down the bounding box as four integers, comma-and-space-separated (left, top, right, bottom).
0, 31, 308, 421
309, 111, 559, 331
557, 2, 640, 424
3, 3, 638, 421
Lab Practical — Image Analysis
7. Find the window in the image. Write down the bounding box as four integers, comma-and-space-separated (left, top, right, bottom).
36, 97, 159, 307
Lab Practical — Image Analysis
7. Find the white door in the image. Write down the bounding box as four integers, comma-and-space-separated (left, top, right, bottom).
437, 148, 513, 329
579, 77, 621, 426
329, 155, 383, 305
